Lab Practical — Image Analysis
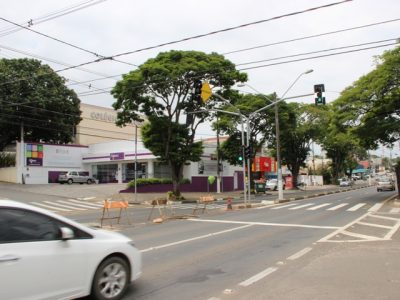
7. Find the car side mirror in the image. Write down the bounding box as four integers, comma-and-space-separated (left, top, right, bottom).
60, 227, 75, 240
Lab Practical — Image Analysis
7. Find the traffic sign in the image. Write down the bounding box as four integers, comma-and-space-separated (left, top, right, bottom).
201, 82, 212, 102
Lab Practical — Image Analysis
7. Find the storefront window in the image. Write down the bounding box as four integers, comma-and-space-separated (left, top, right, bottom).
154, 162, 171, 178
92, 164, 118, 183
123, 163, 147, 182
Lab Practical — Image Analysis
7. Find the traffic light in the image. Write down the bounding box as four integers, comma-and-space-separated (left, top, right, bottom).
244, 146, 252, 159
192, 80, 203, 105
237, 146, 244, 164
314, 84, 326, 105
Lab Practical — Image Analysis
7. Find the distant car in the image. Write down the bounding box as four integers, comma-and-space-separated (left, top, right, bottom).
376, 177, 395, 192
0, 200, 142, 300
339, 178, 352, 187
266, 179, 286, 191
58, 171, 94, 184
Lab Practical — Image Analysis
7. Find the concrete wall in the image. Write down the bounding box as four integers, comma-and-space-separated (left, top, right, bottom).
0, 167, 17, 183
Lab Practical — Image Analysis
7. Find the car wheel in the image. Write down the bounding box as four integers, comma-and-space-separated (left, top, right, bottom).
67, 179, 73, 185
87, 179, 93, 184
91, 256, 130, 300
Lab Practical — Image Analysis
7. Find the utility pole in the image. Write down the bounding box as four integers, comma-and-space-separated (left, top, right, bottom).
273, 92, 284, 201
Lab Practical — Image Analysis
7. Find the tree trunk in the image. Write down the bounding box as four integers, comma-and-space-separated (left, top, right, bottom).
170, 162, 184, 197
395, 164, 400, 199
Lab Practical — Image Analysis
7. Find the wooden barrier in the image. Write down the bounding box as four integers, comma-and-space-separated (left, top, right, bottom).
100, 199, 130, 227
147, 198, 175, 221
192, 195, 215, 215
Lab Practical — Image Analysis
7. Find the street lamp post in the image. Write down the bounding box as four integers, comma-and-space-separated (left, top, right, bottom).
239, 69, 313, 201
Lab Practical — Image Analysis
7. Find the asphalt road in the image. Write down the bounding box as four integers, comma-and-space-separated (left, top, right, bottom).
1, 184, 398, 299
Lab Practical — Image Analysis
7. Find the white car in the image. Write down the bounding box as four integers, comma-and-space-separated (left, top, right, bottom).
0, 200, 142, 300
265, 179, 286, 191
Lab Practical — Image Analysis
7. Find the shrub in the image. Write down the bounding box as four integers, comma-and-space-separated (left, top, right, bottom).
0, 152, 16, 167
127, 177, 191, 188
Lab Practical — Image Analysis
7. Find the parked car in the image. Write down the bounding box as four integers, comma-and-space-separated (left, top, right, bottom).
265, 179, 286, 191
339, 178, 352, 187
0, 200, 142, 300
58, 171, 95, 184
376, 177, 395, 192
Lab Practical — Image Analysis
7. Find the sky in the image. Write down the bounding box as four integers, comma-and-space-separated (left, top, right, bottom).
1, 0, 399, 157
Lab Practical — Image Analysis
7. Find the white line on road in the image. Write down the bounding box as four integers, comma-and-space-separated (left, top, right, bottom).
270, 203, 298, 210
287, 247, 313, 260
57, 200, 100, 209
239, 267, 278, 287
390, 208, 400, 213
289, 203, 315, 210
188, 218, 339, 229
140, 224, 253, 253
347, 203, 366, 211
307, 203, 332, 211
368, 203, 384, 212
327, 203, 349, 210
44, 201, 86, 211
30, 202, 71, 212
69, 199, 104, 209
357, 221, 392, 229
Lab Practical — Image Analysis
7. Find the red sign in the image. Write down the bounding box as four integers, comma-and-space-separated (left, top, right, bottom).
252, 156, 276, 172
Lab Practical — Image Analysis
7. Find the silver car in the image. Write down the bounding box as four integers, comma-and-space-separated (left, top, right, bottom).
58, 171, 94, 184
376, 177, 395, 192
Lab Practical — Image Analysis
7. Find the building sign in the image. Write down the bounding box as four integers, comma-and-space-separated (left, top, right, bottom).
26, 144, 43, 166
110, 152, 125, 160
90, 111, 117, 123
252, 156, 276, 172
43, 144, 86, 167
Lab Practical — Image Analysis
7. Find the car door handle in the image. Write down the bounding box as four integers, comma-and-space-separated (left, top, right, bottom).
0, 254, 21, 262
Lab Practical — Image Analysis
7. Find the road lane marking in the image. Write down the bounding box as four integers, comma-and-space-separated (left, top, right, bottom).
239, 267, 277, 287
287, 247, 312, 260
271, 203, 298, 210
289, 203, 315, 210
30, 202, 72, 212
390, 208, 400, 213
60, 200, 102, 209
187, 218, 339, 230
307, 203, 332, 210
69, 199, 104, 207
347, 203, 366, 211
140, 224, 253, 253
368, 203, 384, 212
357, 221, 392, 229
44, 201, 86, 211
327, 203, 349, 210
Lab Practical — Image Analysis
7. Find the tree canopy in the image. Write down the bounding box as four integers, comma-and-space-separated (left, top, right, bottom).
111, 50, 247, 194
333, 46, 400, 149
0, 58, 81, 150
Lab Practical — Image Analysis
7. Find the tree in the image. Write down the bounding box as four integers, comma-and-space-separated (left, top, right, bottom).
0, 58, 81, 150
334, 46, 400, 149
112, 50, 247, 195
216, 92, 276, 167
277, 103, 325, 188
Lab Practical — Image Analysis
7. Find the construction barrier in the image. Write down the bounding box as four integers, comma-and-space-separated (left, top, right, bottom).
100, 199, 130, 227
147, 198, 175, 221
192, 195, 215, 215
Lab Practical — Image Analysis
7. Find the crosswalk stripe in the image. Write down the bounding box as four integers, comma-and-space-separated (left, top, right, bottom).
289, 203, 315, 210
327, 203, 349, 211
347, 203, 366, 211
307, 203, 332, 211
30, 202, 71, 212
368, 203, 384, 212
271, 203, 298, 210
390, 208, 400, 213
44, 201, 86, 211
69, 199, 104, 209
57, 200, 100, 210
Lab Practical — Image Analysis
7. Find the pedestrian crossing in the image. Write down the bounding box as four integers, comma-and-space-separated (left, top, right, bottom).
26, 198, 400, 214
30, 199, 104, 212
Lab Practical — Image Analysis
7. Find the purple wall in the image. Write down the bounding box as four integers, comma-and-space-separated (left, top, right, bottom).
120, 174, 244, 193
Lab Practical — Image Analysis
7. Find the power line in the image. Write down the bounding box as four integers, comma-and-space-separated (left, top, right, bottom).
223, 18, 400, 56
109, 0, 353, 60
0, 0, 108, 37
238, 42, 397, 71
236, 38, 399, 67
